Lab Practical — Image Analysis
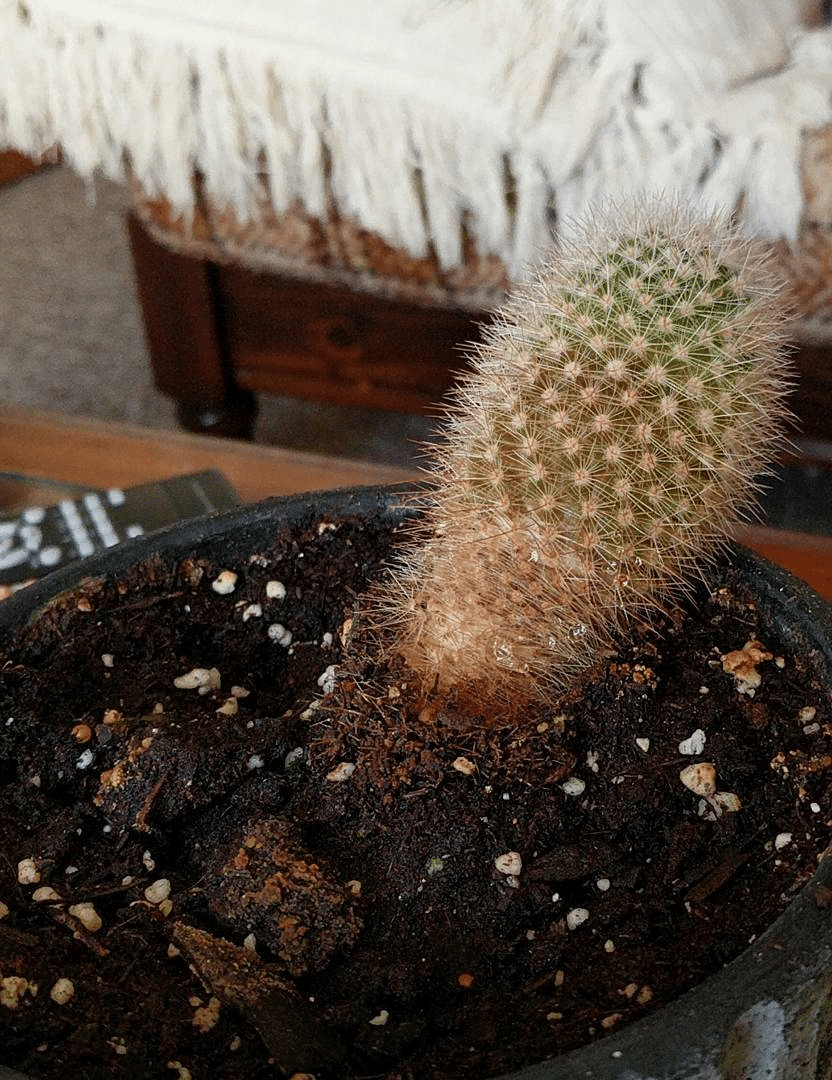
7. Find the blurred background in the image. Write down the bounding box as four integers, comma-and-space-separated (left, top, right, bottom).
0, 162, 436, 469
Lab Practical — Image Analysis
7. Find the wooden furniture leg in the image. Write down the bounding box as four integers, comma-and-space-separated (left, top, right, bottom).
126, 211, 488, 436
0, 150, 54, 186
127, 211, 258, 439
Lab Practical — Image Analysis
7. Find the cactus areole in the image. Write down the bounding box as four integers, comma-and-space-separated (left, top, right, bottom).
381, 200, 793, 707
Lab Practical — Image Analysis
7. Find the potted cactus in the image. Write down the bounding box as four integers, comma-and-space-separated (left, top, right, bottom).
373, 199, 792, 707
2, 198, 832, 1080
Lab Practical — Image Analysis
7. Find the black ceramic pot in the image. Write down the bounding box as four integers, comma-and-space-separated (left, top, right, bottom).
1, 485, 831, 1080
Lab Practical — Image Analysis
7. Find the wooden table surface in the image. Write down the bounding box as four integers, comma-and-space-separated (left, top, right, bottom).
0, 404, 416, 502
2, 404, 832, 600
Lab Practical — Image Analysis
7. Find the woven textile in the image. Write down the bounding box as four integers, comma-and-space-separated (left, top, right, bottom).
2, 0, 832, 276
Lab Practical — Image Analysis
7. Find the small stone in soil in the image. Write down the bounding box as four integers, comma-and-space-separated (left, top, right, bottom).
721, 640, 773, 696
679, 729, 707, 755
32, 887, 61, 903
1, 977, 33, 1009
326, 762, 356, 783
49, 978, 74, 1005
211, 570, 238, 594
495, 852, 523, 876
76, 749, 94, 769
173, 667, 221, 691
679, 762, 717, 797
69, 902, 102, 932
566, 908, 590, 930
17, 858, 40, 884
268, 623, 293, 647
145, 879, 172, 904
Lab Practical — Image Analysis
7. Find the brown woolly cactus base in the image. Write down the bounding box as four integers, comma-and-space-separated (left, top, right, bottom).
1, 511, 831, 1080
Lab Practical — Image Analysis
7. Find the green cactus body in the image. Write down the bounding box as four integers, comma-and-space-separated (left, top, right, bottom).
379, 200, 793, 707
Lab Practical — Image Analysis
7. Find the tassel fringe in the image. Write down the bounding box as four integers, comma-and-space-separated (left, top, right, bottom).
2, 0, 831, 277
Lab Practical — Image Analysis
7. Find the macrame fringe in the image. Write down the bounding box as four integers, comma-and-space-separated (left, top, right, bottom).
2, 0, 832, 278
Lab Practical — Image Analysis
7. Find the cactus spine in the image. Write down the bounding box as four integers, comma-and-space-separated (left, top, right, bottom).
378, 199, 793, 708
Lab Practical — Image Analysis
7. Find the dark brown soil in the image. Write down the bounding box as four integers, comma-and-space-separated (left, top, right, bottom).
1, 510, 831, 1080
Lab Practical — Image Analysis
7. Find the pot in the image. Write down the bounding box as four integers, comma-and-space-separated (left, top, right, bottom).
1, 485, 831, 1080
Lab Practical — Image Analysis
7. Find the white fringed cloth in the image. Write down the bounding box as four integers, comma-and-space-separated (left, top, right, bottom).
2, 0, 832, 279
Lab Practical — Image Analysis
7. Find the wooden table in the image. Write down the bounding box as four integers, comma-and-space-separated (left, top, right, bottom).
0, 405, 415, 503
3, 404, 832, 600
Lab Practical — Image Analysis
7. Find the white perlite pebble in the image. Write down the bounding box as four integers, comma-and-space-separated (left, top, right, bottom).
267, 623, 293, 647
561, 777, 586, 797
452, 756, 476, 776
596, 878, 611, 892
174, 667, 221, 691
369, 1009, 389, 1026
679, 729, 707, 755
1, 977, 32, 1010
145, 879, 172, 905
211, 570, 238, 595
326, 762, 356, 783
101, 653, 115, 668
265, 580, 286, 600
32, 887, 62, 903
241, 603, 262, 622
317, 665, 338, 694
69, 902, 102, 933
17, 858, 40, 884
774, 832, 793, 851
494, 851, 523, 876
635, 738, 650, 752
284, 747, 305, 769
566, 908, 590, 931
76, 749, 94, 770
50, 978, 75, 1005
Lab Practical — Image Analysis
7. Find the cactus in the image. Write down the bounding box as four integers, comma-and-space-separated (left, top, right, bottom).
375, 198, 794, 709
